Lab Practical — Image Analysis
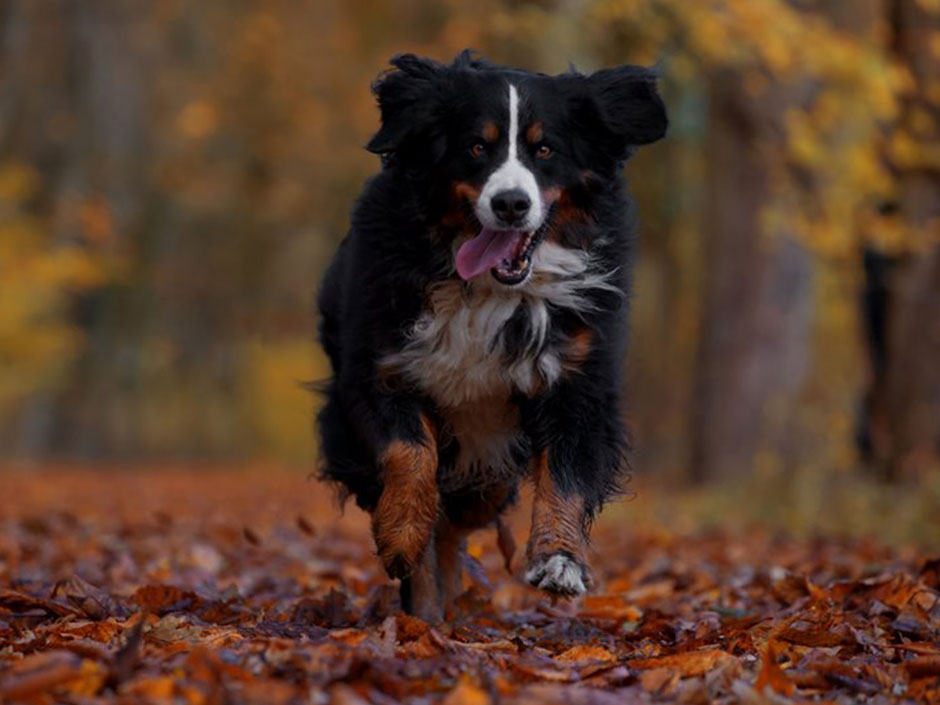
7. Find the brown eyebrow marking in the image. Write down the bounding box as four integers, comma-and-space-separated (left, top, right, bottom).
482, 121, 499, 142
454, 181, 480, 202
526, 122, 544, 144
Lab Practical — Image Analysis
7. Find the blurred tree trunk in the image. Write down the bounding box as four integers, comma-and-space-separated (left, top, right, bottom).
870, 0, 940, 480
687, 73, 813, 483
0, 1, 155, 456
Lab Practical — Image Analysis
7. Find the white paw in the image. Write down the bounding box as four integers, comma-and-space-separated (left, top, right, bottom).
524, 553, 588, 596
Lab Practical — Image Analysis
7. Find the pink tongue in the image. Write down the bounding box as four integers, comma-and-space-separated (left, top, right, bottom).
456, 228, 526, 281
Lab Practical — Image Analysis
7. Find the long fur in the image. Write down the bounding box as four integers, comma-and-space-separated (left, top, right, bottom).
316, 52, 666, 582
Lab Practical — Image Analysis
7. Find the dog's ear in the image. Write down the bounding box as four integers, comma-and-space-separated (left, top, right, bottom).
366, 54, 448, 165
583, 65, 667, 161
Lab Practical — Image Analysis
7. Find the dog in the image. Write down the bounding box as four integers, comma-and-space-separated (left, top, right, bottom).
317, 51, 667, 621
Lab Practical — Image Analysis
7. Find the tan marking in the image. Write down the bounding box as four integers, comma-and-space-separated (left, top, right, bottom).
439, 182, 482, 230
526, 122, 544, 144
564, 328, 593, 371
525, 450, 590, 581
543, 187, 591, 243
454, 181, 480, 202
542, 186, 563, 204
482, 121, 499, 142
372, 414, 439, 578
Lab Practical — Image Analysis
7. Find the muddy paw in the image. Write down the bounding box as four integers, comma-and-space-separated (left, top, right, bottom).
524, 552, 591, 597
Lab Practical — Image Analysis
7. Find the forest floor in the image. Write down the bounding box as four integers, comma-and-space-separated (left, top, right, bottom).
1, 469, 939, 704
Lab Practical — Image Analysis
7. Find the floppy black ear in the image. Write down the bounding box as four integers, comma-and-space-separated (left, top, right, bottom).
586, 65, 667, 153
366, 54, 447, 164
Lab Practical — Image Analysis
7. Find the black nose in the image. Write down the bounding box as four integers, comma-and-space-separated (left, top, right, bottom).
491, 189, 531, 225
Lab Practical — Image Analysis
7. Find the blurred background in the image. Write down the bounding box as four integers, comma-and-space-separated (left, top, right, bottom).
1, 0, 938, 539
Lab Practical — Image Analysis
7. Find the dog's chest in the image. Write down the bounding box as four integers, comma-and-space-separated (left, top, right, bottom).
380, 279, 564, 485
392, 281, 563, 404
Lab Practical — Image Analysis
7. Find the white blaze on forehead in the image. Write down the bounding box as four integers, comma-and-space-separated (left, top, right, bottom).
475, 83, 544, 232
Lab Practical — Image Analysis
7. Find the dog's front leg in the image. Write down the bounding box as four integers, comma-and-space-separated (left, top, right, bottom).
524, 450, 594, 596
522, 354, 628, 597
372, 413, 440, 581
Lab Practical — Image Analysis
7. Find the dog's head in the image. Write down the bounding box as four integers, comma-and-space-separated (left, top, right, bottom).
367, 52, 667, 287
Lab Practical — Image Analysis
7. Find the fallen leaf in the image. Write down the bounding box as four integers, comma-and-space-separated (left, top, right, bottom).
52, 575, 129, 620
555, 645, 617, 663
0, 588, 80, 618
0, 650, 83, 700
903, 656, 940, 679
442, 677, 491, 705
754, 640, 794, 696
132, 583, 199, 614
631, 649, 735, 677
579, 594, 643, 621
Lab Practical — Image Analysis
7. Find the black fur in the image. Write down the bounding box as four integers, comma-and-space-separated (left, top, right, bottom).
317, 52, 666, 576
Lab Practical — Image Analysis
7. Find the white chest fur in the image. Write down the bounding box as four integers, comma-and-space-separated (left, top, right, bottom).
379, 242, 617, 488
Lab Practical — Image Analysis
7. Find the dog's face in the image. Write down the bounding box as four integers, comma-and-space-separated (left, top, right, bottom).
367, 53, 667, 287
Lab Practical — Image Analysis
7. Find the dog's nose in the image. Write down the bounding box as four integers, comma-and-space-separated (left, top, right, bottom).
491, 189, 531, 225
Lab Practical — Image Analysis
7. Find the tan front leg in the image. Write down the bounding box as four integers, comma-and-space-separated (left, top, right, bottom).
524, 451, 593, 596
372, 415, 439, 579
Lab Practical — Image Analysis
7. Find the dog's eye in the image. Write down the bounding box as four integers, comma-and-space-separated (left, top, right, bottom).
536, 144, 552, 159
469, 143, 486, 158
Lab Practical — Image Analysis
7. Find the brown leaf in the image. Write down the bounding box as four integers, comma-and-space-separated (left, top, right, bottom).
579, 594, 643, 621
754, 640, 794, 696
0, 650, 83, 699
903, 656, 940, 680
777, 626, 846, 647
52, 575, 128, 620
640, 667, 678, 694
631, 649, 735, 678
329, 683, 373, 705
395, 613, 429, 642
293, 588, 357, 628
132, 584, 199, 614
442, 677, 491, 705
0, 588, 80, 618
511, 660, 578, 683
119, 675, 176, 699
555, 645, 617, 663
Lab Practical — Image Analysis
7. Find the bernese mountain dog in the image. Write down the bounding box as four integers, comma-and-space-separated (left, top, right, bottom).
317, 51, 667, 621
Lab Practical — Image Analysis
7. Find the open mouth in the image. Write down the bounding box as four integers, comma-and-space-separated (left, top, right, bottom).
455, 223, 548, 286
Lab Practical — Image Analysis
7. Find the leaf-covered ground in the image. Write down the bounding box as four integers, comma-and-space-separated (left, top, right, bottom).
1, 469, 939, 704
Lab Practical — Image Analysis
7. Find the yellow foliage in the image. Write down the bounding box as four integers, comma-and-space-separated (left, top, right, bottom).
572, 0, 935, 257
0, 162, 103, 411
238, 340, 330, 464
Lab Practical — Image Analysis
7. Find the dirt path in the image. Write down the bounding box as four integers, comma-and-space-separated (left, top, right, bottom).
1, 470, 938, 704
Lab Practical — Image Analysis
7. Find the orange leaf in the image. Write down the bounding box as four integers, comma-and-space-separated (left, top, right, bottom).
442, 677, 491, 705
132, 584, 199, 613
579, 594, 642, 621
0, 651, 83, 700
630, 649, 735, 677
555, 645, 617, 663
904, 656, 940, 680
755, 640, 795, 696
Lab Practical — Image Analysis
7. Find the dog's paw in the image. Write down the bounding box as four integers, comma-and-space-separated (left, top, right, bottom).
524, 552, 591, 597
